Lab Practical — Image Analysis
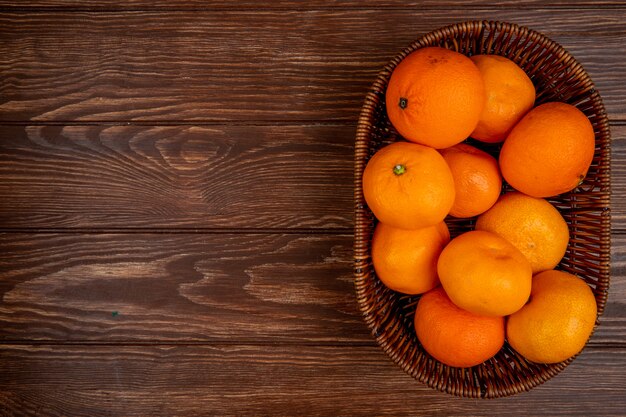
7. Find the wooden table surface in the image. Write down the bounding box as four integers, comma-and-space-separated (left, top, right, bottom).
1, 1, 625, 416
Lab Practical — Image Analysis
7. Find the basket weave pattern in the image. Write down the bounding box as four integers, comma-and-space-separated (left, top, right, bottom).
353, 21, 611, 398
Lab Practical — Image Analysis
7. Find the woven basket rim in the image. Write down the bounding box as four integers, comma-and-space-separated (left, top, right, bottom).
354, 20, 611, 399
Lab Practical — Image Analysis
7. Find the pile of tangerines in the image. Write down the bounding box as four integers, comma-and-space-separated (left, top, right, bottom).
363, 47, 597, 368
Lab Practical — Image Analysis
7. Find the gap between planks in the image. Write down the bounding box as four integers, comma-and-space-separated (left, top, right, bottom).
2, 229, 626, 237
0, 339, 622, 349
2, 5, 626, 13
0, 228, 354, 235
0, 340, 377, 347
0, 120, 358, 127
0, 120, 625, 127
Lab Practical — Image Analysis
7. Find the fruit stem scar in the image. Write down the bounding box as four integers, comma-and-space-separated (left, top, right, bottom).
399, 97, 408, 109
393, 164, 406, 176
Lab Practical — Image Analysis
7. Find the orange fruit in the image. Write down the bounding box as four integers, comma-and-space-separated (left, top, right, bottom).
414, 286, 505, 368
476, 192, 569, 274
437, 230, 532, 317
372, 221, 450, 294
362, 141, 455, 230
499, 102, 595, 197
470, 54, 535, 143
385, 46, 485, 149
507, 270, 597, 364
439, 143, 502, 218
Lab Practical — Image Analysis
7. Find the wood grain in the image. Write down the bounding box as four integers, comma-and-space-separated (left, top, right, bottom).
0, 11, 624, 122
0, 344, 624, 416
0, 2, 623, 415
0, 232, 366, 342
0, 125, 353, 229
1, 124, 622, 231
609, 124, 626, 230
0, 0, 624, 9
0, 232, 623, 345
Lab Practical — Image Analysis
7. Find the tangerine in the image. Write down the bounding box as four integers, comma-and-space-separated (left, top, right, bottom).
476, 192, 569, 274
507, 270, 597, 364
372, 221, 450, 294
437, 230, 532, 317
362, 141, 455, 230
414, 286, 505, 368
439, 143, 502, 218
386, 47, 485, 149
499, 102, 595, 197
470, 54, 535, 143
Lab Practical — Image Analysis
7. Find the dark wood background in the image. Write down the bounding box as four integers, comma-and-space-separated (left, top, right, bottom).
1, 1, 624, 415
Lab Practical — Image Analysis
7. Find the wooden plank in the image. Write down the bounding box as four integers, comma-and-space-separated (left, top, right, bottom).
0, 125, 353, 229
0, 344, 624, 416
0, 232, 623, 344
604, 234, 626, 345
0, 233, 366, 342
0, 1, 623, 9
609, 125, 626, 230
0, 10, 624, 122
0, 123, 620, 231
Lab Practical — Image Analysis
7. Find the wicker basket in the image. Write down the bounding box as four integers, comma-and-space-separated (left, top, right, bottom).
354, 21, 610, 398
